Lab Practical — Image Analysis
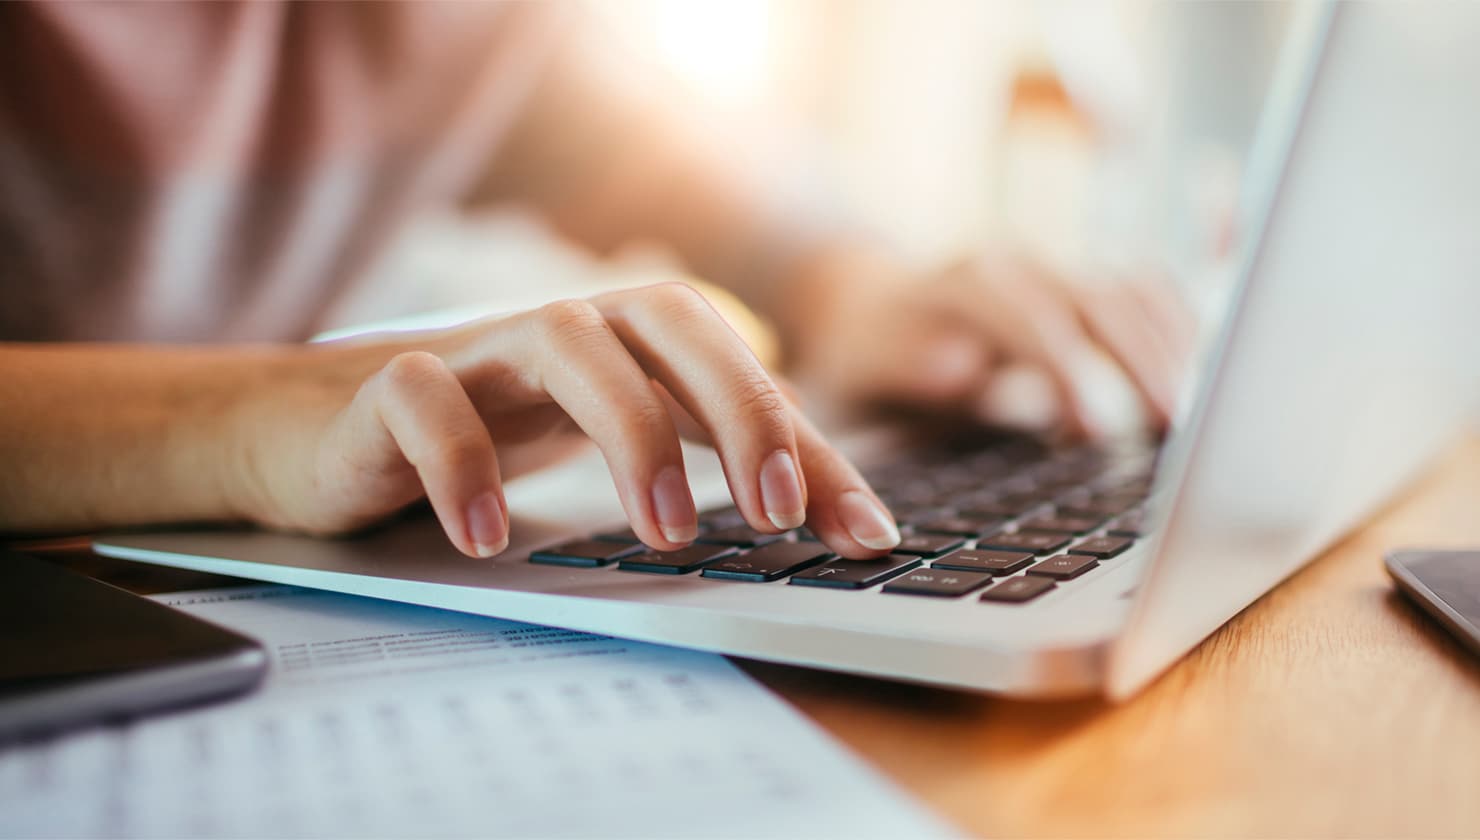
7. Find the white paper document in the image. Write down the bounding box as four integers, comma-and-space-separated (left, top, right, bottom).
0, 586, 950, 838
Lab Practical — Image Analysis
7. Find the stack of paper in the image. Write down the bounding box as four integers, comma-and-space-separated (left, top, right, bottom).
0, 586, 950, 838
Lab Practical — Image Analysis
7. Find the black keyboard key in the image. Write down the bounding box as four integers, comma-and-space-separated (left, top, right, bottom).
980, 575, 1056, 603
914, 515, 1007, 538
1067, 536, 1133, 559
701, 542, 832, 582
964, 488, 1059, 514
892, 505, 955, 526
931, 549, 1035, 575
890, 481, 938, 504
593, 527, 642, 543
1026, 554, 1099, 580
950, 485, 1002, 505
1052, 504, 1124, 520
891, 533, 966, 557
929, 469, 980, 493
882, 568, 994, 598
997, 490, 1062, 510
976, 532, 1072, 555
1017, 514, 1104, 535
696, 525, 785, 547
794, 527, 821, 542
618, 545, 737, 575
697, 507, 747, 530
789, 555, 921, 590
989, 476, 1038, 496
530, 540, 643, 568
954, 501, 1019, 519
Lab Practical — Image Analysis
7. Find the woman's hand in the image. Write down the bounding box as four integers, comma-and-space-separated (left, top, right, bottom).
233, 282, 901, 560
785, 249, 1197, 438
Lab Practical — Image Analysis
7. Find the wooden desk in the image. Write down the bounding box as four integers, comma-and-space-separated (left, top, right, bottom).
743, 436, 1480, 838
43, 436, 1480, 838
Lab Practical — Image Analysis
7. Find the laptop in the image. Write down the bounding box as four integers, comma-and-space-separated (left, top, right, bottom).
96, 2, 1480, 699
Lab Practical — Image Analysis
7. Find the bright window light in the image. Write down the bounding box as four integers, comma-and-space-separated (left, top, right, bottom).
646, 0, 774, 103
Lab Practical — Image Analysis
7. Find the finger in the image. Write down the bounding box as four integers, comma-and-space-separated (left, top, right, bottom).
869, 321, 992, 405
492, 299, 699, 550
1125, 274, 1198, 388
591, 283, 809, 533
353, 351, 508, 558
647, 378, 898, 558
786, 404, 901, 558
1075, 282, 1179, 423
944, 259, 1108, 437
973, 362, 1068, 434
652, 375, 807, 444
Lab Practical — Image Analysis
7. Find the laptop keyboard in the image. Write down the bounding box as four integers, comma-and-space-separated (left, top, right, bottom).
529, 435, 1157, 606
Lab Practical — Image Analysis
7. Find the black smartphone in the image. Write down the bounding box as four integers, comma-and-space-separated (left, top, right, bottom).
1386, 548, 1480, 659
0, 550, 267, 742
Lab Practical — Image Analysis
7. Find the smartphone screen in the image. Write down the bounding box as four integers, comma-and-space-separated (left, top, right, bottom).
1386, 549, 1480, 658
0, 551, 267, 741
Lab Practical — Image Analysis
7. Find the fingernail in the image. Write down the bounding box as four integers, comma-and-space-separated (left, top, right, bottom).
651, 465, 698, 544
467, 491, 507, 557
759, 450, 806, 530
837, 490, 900, 551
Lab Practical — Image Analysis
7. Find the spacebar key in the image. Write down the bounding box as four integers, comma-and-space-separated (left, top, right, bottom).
701, 542, 833, 582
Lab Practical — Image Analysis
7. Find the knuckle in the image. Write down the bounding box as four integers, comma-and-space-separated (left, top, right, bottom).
404, 425, 488, 473
612, 397, 673, 443
533, 299, 608, 347
378, 351, 448, 394
726, 369, 791, 436
639, 281, 710, 323
428, 431, 489, 470
772, 377, 801, 406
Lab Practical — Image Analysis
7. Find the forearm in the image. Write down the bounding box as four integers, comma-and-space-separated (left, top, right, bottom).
0, 342, 317, 534
475, 25, 891, 364
519, 133, 897, 368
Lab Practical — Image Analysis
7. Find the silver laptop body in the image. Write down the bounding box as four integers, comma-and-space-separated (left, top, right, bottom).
97, 2, 1480, 699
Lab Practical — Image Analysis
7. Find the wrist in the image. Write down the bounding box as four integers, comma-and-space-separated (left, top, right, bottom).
218, 336, 468, 530
213, 345, 350, 529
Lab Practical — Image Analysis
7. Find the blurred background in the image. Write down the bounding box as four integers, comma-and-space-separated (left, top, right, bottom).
586, 0, 1291, 274
329, 0, 1293, 335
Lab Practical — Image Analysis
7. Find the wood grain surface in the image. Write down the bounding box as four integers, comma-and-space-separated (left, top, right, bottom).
743, 436, 1480, 838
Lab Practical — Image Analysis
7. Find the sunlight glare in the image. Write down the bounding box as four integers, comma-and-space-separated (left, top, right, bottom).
648, 0, 774, 103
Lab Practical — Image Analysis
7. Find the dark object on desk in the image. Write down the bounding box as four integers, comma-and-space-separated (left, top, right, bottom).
0, 550, 267, 742
1386, 549, 1480, 660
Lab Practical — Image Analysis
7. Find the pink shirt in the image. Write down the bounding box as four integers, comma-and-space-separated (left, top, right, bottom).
0, 2, 560, 342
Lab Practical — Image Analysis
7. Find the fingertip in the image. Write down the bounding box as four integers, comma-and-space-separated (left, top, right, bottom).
659, 523, 699, 545
836, 490, 901, 552
801, 488, 900, 559
473, 537, 509, 559
466, 490, 508, 558
759, 450, 807, 533
649, 464, 698, 548
782, 407, 900, 556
